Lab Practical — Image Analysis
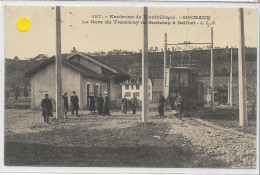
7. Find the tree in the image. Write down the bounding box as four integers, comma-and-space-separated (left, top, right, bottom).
14, 56, 19, 61
14, 86, 20, 102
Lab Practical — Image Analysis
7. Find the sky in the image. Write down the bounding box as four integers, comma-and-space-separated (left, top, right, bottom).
5, 6, 258, 59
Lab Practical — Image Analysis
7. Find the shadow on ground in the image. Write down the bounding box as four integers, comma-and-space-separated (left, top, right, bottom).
5, 120, 227, 168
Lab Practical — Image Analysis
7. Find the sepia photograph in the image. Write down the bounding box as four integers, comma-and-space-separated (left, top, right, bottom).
2, 2, 259, 172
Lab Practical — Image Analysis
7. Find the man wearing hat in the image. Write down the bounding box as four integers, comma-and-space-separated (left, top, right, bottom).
121, 95, 128, 114
70, 91, 79, 117
131, 92, 138, 114
97, 93, 104, 115
157, 92, 166, 118
89, 92, 96, 114
63, 92, 68, 118
102, 91, 110, 116
41, 94, 53, 123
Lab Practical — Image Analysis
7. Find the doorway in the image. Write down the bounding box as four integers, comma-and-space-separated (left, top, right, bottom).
87, 84, 90, 107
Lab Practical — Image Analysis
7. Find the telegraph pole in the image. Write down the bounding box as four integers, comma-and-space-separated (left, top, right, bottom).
170, 54, 172, 67
142, 6, 149, 123
228, 80, 230, 104
238, 8, 248, 127
210, 27, 215, 111
56, 6, 63, 119
230, 47, 233, 107
163, 33, 167, 97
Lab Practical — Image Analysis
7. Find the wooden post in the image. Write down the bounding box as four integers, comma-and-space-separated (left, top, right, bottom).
163, 33, 167, 97
238, 8, 248, 127
56, 6, 63, 119
230, 48, 233, 107
228, 80, 230, 104
210, 27, 214, 111
142, 6, 149, 123
170, 55, 172, 67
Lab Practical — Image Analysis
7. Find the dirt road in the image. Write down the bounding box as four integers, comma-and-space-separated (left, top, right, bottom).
4, 109, 256, 168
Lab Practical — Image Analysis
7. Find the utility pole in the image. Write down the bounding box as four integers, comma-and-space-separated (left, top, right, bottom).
163, 33, 167, 97
228, 80, 230, 104
230, 47, 233, 107
238, 8, 248, 127
210, 27, 214, 111
142, 6, 149, 123
56, 6, 63, 119
170, 54, 172, 67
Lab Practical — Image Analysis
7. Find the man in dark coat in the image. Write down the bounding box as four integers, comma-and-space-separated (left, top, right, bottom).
176, 92, 183, 118
63, 92, 68, 118
70, 91, 79, 117
102, 92, 110, 116
41, 94, 53, 123
122, 95, 128, 114
157, 92, 166, 118
97, 93, 104, 115
131, 93, 138, 114
168, 92, 177, 116
89, 92, 96, 114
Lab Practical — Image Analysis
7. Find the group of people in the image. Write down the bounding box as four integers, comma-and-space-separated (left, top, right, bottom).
121, 93, 138, 114
41, 90, 183, 124
157, 92, 183, 118
87, 92, 111, 116
41, 91, 111, 123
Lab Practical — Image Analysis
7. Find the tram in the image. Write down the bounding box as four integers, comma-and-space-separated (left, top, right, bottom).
165, 65, 205, 111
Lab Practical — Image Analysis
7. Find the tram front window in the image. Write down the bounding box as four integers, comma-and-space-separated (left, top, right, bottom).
179, 72, 188, 87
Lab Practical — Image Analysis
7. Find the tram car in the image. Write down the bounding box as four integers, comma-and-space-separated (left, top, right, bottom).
165, 66, 205, 111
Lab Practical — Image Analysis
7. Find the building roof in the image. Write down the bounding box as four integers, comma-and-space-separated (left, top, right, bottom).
23, 57, 105, 79
67, 52, 129, 76
24, 54, 129, 81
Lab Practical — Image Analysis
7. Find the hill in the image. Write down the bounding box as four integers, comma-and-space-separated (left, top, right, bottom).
94, 47, 257, 79
5, 48, 257, 90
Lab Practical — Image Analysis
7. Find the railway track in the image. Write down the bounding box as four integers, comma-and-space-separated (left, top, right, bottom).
173, 116, 256, 140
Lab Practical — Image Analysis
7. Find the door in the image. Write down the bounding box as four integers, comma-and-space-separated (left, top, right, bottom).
87, 84, 90, 107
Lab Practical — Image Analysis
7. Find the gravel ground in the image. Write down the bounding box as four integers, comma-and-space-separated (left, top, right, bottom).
4, 109, 256, 168
168, 117, 256, 168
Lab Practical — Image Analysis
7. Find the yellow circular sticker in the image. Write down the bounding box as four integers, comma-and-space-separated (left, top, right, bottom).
16, 17, 31, 32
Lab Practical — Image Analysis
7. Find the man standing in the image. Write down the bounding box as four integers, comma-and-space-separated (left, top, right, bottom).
157, 92, 166, 118
131, 93, 138, 114
168, 92, 177, 116
70, 91, 79, 117
89, 92, 96, 114
102, 92, 110, 116
176, 92, 183, 118
41, 94, 53, 123
63, 92, 68, 118
97, 93, 104, 115
122, 95, 128, 114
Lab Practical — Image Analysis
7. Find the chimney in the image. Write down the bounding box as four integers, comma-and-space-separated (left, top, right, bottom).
71, 47, 77, 53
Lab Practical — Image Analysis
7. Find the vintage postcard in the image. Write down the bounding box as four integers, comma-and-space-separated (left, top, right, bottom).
1, 1, 259, 174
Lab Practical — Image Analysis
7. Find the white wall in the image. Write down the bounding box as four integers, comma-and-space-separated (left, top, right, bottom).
30, 62, 80, 108
121, 79, 152, 101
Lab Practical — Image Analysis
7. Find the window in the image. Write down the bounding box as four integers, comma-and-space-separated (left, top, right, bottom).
125, 92, 131, 97
136, 85, 140, 90
149, 92, 150, 97
148, 85, 150, 90
135, 92, 140, 97
131, 85, 134, 90
125, 85, 129, 90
